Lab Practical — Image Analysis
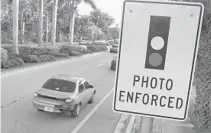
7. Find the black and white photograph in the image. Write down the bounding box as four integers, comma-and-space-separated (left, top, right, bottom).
1, 0, 211, 133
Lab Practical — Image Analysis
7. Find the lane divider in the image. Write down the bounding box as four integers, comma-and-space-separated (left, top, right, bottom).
70, 89, 114, 133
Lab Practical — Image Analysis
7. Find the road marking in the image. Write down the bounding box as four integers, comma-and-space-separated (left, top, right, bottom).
70, 89, 113, 133
96, 64, 103, 67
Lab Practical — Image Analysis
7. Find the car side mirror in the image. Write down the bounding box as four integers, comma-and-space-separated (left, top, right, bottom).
89, 85, 94, 88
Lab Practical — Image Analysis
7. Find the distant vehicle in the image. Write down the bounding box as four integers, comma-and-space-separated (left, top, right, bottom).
110, 44, 118, 53
33, 74, 96, 117
110, 55, 117, 71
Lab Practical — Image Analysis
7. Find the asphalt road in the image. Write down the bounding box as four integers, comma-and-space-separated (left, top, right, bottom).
1, 52, 121, 133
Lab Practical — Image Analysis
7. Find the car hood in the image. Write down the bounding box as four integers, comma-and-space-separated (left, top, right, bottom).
36, 88, 74, 99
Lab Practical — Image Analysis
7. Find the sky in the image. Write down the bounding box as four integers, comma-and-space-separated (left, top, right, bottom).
77, 0, 124, 26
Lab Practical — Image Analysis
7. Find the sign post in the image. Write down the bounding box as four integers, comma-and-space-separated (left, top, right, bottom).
113, 0, 204, 123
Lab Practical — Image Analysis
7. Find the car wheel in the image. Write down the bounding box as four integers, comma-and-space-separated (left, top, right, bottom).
88, 92, 95, 104
72, 104, 80, 117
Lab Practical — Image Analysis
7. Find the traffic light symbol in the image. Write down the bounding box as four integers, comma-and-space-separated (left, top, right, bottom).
145, 16, 171, 70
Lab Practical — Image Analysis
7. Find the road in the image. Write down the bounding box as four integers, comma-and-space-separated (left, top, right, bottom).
1, 52, 121, 133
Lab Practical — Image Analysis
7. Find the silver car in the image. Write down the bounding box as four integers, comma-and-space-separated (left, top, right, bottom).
33, 74, 96, 117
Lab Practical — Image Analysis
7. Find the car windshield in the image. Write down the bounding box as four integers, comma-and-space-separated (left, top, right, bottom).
42, 78, 76, 93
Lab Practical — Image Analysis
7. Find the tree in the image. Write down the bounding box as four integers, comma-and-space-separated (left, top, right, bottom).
87, 25, 103, 43
13, 0, 20, 54
74, 15, 92, 43
51, 0, 58, 45
39, 0, 43, 46
108, 26, 120, 41
68, 0, 97, 44
90, 9, 115, 35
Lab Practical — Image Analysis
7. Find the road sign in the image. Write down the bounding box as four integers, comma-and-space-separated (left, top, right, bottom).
113, 0, 204, 120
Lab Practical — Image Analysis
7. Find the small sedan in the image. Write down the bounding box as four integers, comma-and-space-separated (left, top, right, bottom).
110, 56, 117, 71
33, 74, 96, 117
110, 44, 118, 53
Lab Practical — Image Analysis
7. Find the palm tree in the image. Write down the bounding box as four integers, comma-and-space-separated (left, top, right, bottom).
68, 0, 97, 44
51, 0, 58, 45
39, 0, 44, 46
13, 0, 20, 54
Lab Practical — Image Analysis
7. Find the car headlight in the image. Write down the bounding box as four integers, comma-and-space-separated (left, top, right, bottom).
34, 93, 38, 96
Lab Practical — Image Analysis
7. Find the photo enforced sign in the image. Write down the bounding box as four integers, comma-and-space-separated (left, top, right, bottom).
113, 0, 204, 120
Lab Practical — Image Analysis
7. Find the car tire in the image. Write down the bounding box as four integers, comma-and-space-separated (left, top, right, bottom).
88, 92, 95, 104
71, 104, 80, 118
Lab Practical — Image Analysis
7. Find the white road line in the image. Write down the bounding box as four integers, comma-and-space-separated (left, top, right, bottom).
96, 64, 103, 67
70, 89, 114, 133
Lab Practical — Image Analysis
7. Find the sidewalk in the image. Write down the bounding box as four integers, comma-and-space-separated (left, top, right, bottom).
161, 119, 196, 133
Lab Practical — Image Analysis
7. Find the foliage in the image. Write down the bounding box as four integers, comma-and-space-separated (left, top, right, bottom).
74, 15, 93, 41
108, 26, 120, 41
21, 55, 40, 63
1, 48, 8, 65
38, 55, 55, 62
184, 0, 211, 131
48, 52, 69, 58
87, 25, 103, 42
90, 9, 115, 35
2, 58, 25, 69
86, 44, 107, 52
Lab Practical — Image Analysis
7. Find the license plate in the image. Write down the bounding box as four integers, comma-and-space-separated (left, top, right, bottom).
44, 107, 54, 112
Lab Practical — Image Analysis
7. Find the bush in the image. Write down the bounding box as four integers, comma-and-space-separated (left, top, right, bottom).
19, 46, 33, 55
2, 45, 14, 53
59, 45, 73, 55
69, 51, 82, 56
48, 52, 69, 58
2, 58, 24, 69
8, 53, 21, 59
86, 44, 107, 52
21, 55, 40, 63
59, 45, 88, 55
81, 49, 93, 54
38, 55, 55, 62
1, 48, 8, 65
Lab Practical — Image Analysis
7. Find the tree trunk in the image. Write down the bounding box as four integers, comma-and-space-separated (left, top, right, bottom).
46, 14, 48, 43
51, 0, 58, 45
20, 13, 25, 44
39, 0, 43, 46
69, 11, 75, 45
79, 36, 82, 44
13, 0, 19, 54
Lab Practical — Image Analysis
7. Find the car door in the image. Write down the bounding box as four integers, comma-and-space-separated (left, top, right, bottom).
84, 81, 93, 102
78, 84, 86, 105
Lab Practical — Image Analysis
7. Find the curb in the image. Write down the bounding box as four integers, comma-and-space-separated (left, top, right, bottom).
113, 114, 136, 133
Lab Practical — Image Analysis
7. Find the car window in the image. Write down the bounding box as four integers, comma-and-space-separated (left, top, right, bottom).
84, 81, 90, 89
79, 84, 85, 93
42, 78, 76, 93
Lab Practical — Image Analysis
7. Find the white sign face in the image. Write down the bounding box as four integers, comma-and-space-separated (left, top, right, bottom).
113, 0, 204, 121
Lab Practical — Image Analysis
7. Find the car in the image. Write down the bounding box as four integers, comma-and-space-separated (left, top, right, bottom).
110, 56, 117, 71
33, 74, 96, 117
110, 44, 118, 53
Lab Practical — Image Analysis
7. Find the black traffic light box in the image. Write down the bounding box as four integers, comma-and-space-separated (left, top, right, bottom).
145, 15, 171, 70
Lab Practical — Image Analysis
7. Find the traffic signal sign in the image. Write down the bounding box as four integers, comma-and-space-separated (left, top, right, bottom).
145, 16, 171, 70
